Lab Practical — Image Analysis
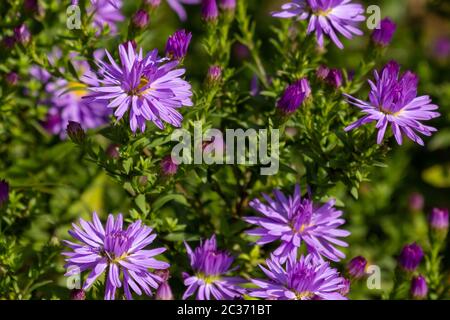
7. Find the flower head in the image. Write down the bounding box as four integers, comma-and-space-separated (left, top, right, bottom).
250, 254, 347, 300
155, 270, 174, 300
70, 289, 86, 300
344, 61, 440, 146
346, 256, 367, 279
165, 29, 192, 60
183, 235, 246, 300
86, 42, 193, 133
161, 155, 179, 176
398, 242, 423, 272
63, 212, 170, 300
14, 24, 31, 45
207, 65, 222, 83
245, 185, 350, 263
411, 275, 427, 300
67, 121, 86, 144
272, 0, 365, 49
326, 68, 343, 88
201, 0, 219, 21
6, 72, 19, 86
219, 0, 236, 11
408, 192, 424, 212
132, 9, 150, 29
89, 0, 124, 35
276, 78, 311, 114
428, 208, 449, 231
371, 17, 396, 47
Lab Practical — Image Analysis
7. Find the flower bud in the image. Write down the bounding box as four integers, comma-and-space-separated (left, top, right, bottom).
155, 270, 173, 300
70, 289, 86, 300
316, 65, 330, 81
132, 9, 150, 29
410, 275, 427, 300
66, 121, 86, 144
165, 29, 192, 60
145, 0, 161, 9
408, 192, 424, 212
347, 256, 367, 279
161, 156, 178, 176
207, 65, 222, 84
0, 180, 9, 206
398, 242, 424, 272
2, 36, 16, 49
276, 78, 311, 114
339, 278, 351, 296
201, 0, 219, 22
326, 68, 343, 88
6, 72, 19, 86
14, 24, 31, 45
106, 144, 120, 159
219, 0, 236, 11
372, 17, 396, 47
429, 208, 449, 231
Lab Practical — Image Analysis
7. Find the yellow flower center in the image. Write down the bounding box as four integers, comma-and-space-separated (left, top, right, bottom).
67, 81, 87, 97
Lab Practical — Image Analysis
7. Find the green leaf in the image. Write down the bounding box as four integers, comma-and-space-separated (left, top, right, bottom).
152, 194, 188, 212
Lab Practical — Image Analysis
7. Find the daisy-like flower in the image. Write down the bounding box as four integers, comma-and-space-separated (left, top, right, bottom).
245, 184, 350, 263
167, 0, 201, 21
86, 42, 193, 133
89, 0, 124, 34
183, 235, 246, 300
272, 0, 365, 49
63, 212, 170, 300
344, 61, 440, 146
250, 254, 347, 300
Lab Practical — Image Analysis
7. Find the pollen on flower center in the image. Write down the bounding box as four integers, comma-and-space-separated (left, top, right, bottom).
296, 291, 314, 299
317, 9, 332, 16
67, 81, 87, 97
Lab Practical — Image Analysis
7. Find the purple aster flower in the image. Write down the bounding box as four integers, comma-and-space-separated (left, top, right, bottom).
340, 278, 350, 296
371, 17, 396, 47
207, 65, 222, 83
161, 155, 178, 176
326, 68, 343, 88
183, 235, 246, 300
31, 56, 111, 138
276, 78, 311, 114
63, 212, 170, 300
428, 208, 449, 231
167, 0, 201, 21
0, 180, 9, 206
272, 0, 365, 49
250, 254, 347, 300
245, 185, 350, 263
86, 42, 193, 133
14, 24, 31, 45
88, 0, 124, 35
398, 242, 423, 272
344, 61, 440, 146
411, 275, 427, 300
346, 256, 367, 279
165, 29, 192, 60
316, 65, 330, 80
201, 0, 219, 21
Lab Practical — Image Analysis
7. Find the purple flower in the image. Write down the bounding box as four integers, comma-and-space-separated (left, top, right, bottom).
433, 36, 450, 59
6, 72, 19, 86
67, 121, 86, 144
326, 68, 343, 88
165, 29, 192, 60
428, 208, 449, 231
207, 65, 222, 83
70, 289, 86, 300
201, 0, 219, 21
398, 242, 423, 272
14, 24, 31, 45
411, 275, 427, 300
344, 61, 440, 146
276, 78, 311, 114
0, 180, 9, 206
89, 0, 124, 35
340, 278, 351, 296
146, 0, 161, 8
31, 56, 111, 138
250, 254, 347, 300
86, 42, 193, 133
245, 185, 350, 263
316, 65, 330, 80
219, 0, 235, 11
183, 235, 246, 300
161, 155, 179, 176
155, 270, 174, 300
346, 256, 367, 279
132, 9, 150, 29
63, 212, 170, 300
371, 17, 396, 47
167, 0, 201, 21
2, 36, 16, 49
272, 0, 365, 49
408, 192, 424, 212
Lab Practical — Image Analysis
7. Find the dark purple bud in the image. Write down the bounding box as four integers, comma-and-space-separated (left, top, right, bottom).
155, 270, 173, 300
316, 65, 330, 81
429, 208, 449, 231
276, 78, 311, 114
66, 121, 86, 144
408, 192, 424, 212
326, 68, 343, 88
372, 17, 396, 47
2, 36, 16, 49
219, 0, 236, 11
161, 156, 178, 176
165, 29, 192, 60
70, 289, 86, 300
433, 36, 450, 60
347, 256, 367, 279
233, 42, 250, 61
201, 0, 219, 22
24, 0, 44, 16
14, 24, 31, 45
398, 242, 424, 272
132, 9, 150, 29
106, 144, 120, 159
0, 180, 9, 206
207, 65, 222, 83
6, 72, 19, 86
410, 275, 427, 300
